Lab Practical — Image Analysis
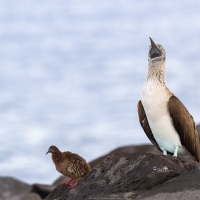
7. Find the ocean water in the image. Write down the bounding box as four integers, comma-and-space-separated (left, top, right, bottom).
0, 0, 200, 184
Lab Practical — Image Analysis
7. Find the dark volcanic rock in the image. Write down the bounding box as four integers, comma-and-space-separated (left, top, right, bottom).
140, 168, 200, 200
32, 184, 55, 199
89, 144, 160, 168
0, 177, 45, 200
53, 144, 159, 185
45, 152, 198, 200
0, 145, 158, 200
2, 144, 200, 200
0, 177, 31, 200
20, 192, 42, 200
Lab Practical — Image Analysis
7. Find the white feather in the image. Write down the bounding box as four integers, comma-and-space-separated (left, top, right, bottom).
141, 81, 188, 155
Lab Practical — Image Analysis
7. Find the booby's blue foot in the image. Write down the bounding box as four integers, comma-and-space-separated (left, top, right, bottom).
163, 149, 167, 155
173, 146, 179, 157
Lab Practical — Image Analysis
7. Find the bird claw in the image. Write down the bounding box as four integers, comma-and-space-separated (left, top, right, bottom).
62, 179, 73, 186
68, 184, 75, 189
68, 180, 78, 189
61, 179, 78, 189
62, 182, 69, 185
173, 146, 179, 157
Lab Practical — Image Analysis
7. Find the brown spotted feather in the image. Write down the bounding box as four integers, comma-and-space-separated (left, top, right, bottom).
48, 146, 91, 181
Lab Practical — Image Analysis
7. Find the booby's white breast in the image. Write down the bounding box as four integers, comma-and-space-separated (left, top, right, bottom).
141, 82, 186, 154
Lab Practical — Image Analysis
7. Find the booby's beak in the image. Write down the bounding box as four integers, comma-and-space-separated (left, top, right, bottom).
46, 150, 50, 155
149, 37, 162, 59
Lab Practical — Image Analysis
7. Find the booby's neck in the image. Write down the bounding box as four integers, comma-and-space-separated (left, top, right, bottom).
147, 62, 166, 86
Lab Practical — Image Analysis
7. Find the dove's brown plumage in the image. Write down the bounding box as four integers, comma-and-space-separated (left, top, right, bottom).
46, 145, 91, 188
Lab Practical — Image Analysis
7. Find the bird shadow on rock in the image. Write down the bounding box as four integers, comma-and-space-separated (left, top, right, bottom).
45, 152, 199, 200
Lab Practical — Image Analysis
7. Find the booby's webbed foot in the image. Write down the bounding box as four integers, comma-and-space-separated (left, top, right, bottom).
173, 146, 179, 157
162, 149, 167, 155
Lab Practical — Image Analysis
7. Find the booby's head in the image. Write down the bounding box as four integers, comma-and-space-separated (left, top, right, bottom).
46, 145, 60, 154
148, 37, 166, 67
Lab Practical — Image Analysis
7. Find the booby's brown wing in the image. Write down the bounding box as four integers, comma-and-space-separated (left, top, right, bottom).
137, 100, 161, 152
168, 96, 200, 162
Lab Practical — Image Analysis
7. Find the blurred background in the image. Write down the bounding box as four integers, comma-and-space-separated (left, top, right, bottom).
0, 0, 200, 184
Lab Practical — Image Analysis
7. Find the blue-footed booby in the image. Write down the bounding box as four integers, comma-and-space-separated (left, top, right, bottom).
138, 37, 200, 162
